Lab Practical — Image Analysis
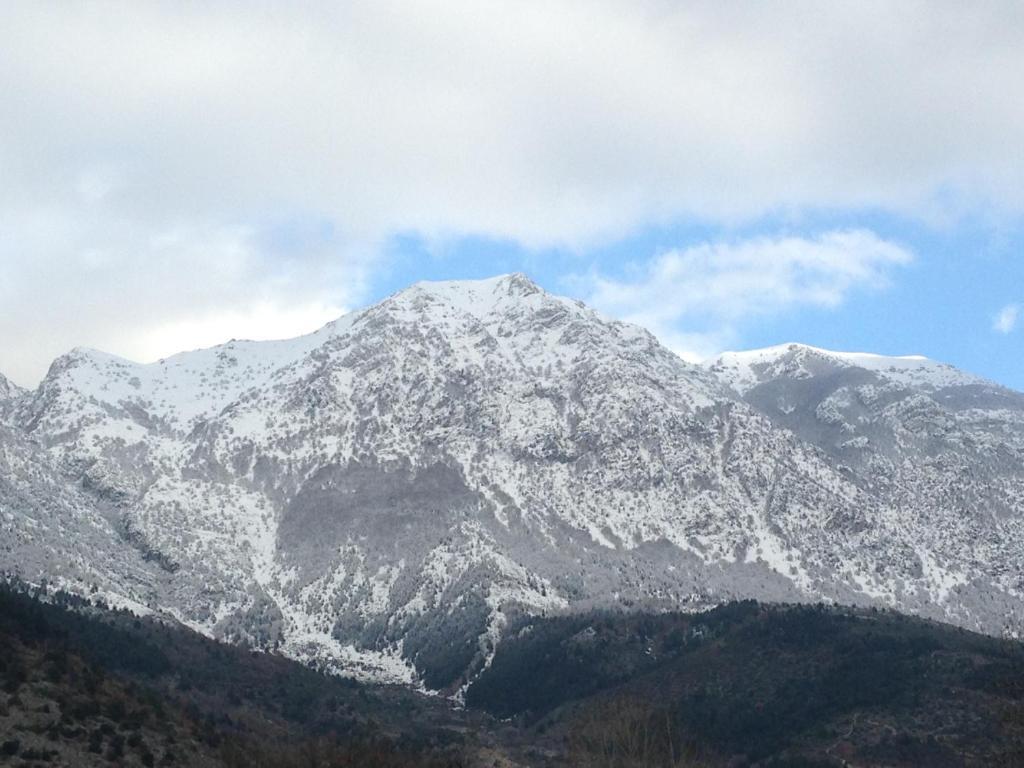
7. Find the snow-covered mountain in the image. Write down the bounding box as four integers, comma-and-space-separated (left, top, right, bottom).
2, 276, 1022, 691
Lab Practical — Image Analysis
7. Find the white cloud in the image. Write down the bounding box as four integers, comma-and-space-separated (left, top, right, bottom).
1, 3, 1022, 381
123, 301, 349, 363
0, 208, 373, 385
580, 230, 913, 360
3, 2, 1021, 241
993, 304, 1020, 334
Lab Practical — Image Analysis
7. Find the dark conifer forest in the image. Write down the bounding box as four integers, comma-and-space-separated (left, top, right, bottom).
1, 581, 1022, 767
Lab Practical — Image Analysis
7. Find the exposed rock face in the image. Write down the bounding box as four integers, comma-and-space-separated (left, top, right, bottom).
1, 276, 1021, 690
0, 372, 14, 400
0, 373, 24, 424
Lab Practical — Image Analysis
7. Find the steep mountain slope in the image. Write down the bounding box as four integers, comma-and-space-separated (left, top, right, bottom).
706, 343, 1024, 636
2, 277, 1022, 690
0, 417, 166, 615
0, 373, 23, 424
0, 372, 19, 401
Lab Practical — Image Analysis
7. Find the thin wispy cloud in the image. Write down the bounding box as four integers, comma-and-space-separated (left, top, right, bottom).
580, 230, 913, 361
993, 304, 1020, 334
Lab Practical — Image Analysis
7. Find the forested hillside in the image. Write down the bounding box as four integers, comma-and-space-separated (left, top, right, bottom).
2, 583, 1023, 766
0, 582, 477, 767
467, 602, 1024, 766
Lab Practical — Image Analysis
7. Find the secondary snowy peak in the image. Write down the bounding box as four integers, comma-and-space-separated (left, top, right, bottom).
25, 329, 341, 431
704, 342, 1024, 469
706, 343, 989, 395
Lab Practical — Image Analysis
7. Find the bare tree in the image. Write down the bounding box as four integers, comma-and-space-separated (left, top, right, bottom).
566, 696, 706, 768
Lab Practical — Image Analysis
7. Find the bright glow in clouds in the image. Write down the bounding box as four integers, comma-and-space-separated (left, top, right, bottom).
993, 304, 1020, 334
0, 212, 372, 384
582, 230, 914, 361
122, 301, 349, 363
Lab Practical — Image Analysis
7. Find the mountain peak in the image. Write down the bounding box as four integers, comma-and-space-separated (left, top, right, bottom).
706, 342, 988, 395
713, 342, 929, 365
406, 272, 543, 305
384, 272, 567, 325
498, 271, 543, 294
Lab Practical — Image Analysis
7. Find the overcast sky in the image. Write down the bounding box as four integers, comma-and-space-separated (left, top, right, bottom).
1, 2, 1022, 388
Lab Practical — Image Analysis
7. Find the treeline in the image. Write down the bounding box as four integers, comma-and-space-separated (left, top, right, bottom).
467, 601, 1024, 766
